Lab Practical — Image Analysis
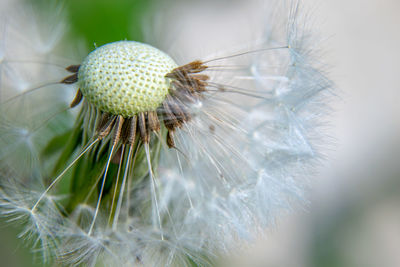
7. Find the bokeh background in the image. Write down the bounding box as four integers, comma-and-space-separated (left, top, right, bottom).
0, 0, 399, 266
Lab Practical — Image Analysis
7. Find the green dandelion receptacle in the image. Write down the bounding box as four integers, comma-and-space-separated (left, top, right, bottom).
78, 41, 178, 117
62, 39, 209, 148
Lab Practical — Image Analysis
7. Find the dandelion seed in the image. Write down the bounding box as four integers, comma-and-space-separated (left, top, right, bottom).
0, 0, 333, 266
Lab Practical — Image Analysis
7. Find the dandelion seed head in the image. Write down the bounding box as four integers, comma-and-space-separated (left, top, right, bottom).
79, 41, 178, 117
0, 0, 334, 265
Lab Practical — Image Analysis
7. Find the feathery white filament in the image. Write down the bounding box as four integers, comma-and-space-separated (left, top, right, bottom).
145, 144, 164, 240
108, 145, 125, 225
88, 143, 116, 236
112, 145, 133, 230
31, 139, 99, 212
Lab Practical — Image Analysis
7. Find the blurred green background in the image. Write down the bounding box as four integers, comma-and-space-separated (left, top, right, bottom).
31, 0, 156, 47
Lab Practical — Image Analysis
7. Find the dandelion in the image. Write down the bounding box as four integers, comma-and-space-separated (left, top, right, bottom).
0, 0, 333, 266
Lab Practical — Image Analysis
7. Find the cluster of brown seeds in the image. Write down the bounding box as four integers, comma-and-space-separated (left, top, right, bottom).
61, 60, 209, 149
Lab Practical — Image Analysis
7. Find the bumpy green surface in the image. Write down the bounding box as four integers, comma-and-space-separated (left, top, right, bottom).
78, 41, 178, 117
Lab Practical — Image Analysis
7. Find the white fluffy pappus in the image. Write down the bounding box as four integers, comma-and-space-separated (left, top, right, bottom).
0, 0, 333, 266
0, 0, 77, 179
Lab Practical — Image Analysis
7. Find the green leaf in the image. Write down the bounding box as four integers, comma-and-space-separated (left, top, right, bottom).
51, 115, 83, 176
41, 130, 73, 158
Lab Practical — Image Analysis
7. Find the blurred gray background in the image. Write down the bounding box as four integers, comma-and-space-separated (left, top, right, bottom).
224, 0, 400, 266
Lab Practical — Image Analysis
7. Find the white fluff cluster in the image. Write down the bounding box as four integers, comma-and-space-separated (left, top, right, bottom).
0, 0, 75, 178
0, 1, 333, 266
